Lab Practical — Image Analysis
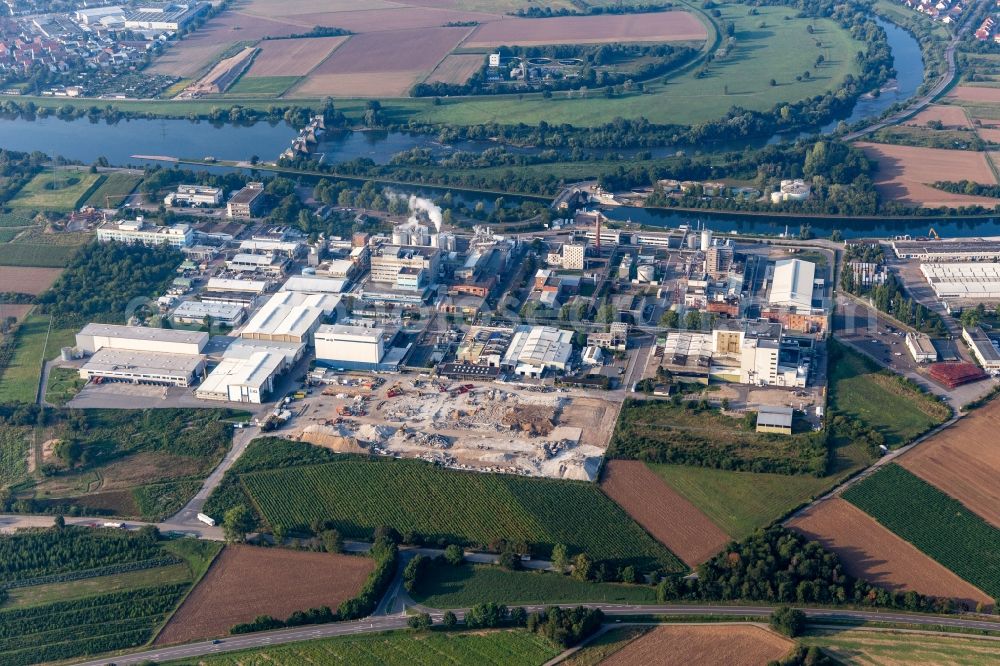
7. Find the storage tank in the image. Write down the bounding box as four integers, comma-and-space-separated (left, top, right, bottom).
392, 225, 411, 246
437, 232, 457, 252
60, 347, 74, 362
636, 264, 656, 283
701, 229, 712, 251
686, 233, 698, 249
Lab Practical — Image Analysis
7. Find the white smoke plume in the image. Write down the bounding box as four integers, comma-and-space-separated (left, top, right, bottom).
407, 195, 443, 233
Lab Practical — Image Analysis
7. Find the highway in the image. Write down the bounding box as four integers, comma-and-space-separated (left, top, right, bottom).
69, 603, 1000, 665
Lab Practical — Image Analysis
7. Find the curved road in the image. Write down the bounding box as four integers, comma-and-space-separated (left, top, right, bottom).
69, 603, 1000, 665
842, 1, 982, 142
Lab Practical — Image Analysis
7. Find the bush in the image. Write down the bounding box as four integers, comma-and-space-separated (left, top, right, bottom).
465, 602, 509, 628
526, 606, 604, 647
444, 544, 465, 566
770, 606, 806, 637
407, 612, 433, 631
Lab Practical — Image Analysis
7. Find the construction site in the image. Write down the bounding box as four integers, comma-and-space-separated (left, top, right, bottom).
283, 376, 620, 481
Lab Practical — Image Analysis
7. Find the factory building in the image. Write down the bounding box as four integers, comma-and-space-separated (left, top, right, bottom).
280, 275, 348, 295
920, 263, 1000, 299
501, 325, 574, 377
239, 292, 339, 344
963, 326, 1000, 372
76, 323, 208, 356
165, 184, 222, 207
205, 277, 271, 294
892, 238, 1000, 261
239, 239, 304, 259
906, 332, 938, 363
457, 327, 513, 367
171, 301, 245, 327
705, 245, 734, 279
79, 349, 205, 387
196, 351, 285, 403
755, 406, 794, 435
369, 245, 440, 290
96, 218, 192, 248
226, 253, 288, 275
769, 259, 819, 311
562, 244, 586, 270
314, 324, 391, 370
227, 182, 266, 219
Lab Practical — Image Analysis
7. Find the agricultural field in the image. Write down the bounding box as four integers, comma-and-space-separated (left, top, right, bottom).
562, 626, 653, 666
649, 464, 844, 541
600, 460, 730, 567
801, 627, 1000, 665
897, 398, 1000, 528
842, 464, 1000, 599
7, 170, 101, 212
828, 340, 950, 448
226, 75, 300, 96
425, 54, 485, 86
0, 314, 75, 404
288, 27, 473, 98
80, 172, 143, 209
463, 12, 707, 48
904, 105, 972, 129
0, 528, 219, 666
244, 36, 348, 77
22, 409, 240, 521
0, 267, 61, 295
156, 545, 374, 644
948, 86, 1000, 104
788, 498, 992, 608
169, 629, 561, 666
409, 562, 657, 609
608, 399, 828, 476
854, 142, 1000, 208
0, 242, 80, 268
213, 443, 683, 571
599, 624, 793, 666
0, 425, 29, 488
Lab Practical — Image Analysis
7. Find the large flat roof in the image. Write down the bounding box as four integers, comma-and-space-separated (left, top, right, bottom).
78, 323, 208, 346
82, 348, 204, 377
770, 259, 816, 310
281, 275, 348, 294
172, 301, 244, 320
757, 405, 794, 428
316, 323, 385, 342
198, 351, 283, 394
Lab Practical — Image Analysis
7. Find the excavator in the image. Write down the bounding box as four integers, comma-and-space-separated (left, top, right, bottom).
928, 228, 940, 240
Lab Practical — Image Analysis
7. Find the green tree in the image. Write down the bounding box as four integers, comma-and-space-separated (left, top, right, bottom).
572, 553, 593, 581
551, 543, 570, 573
659, 309, 679, 328
596, 303, 617, 324
444, 544, 464, 566
684, 310, 702, 330
53, 514, 65, 530
223, 505, 254, 543
407, 612, 433, 630
321, 529, 343, 554
770, 606, 806, 637
442, 610, 458, 628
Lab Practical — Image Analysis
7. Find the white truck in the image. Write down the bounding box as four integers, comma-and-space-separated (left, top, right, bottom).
197, 513, 216, 527
102, 521, 125, 529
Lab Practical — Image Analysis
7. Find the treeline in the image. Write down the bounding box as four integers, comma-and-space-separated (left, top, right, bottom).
657, 526, 967, 613
933, 180, 1000, 200
231, 536, 398, 634
412, 43, 696, 97
840, 270, 946, 336
263, 26, 351, 40
512, 3, 674, 17
35, 241, 181, 326
417, 602, 604, 649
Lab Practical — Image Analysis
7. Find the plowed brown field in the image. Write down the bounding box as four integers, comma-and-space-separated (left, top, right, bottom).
600, 460, 729, 567
949, 86, 1000, 103
246, 36, 348, 77
426, 54, 484, 85
0, 266, 61, 294
601, 624, 793, 666
789, 499, 992, 608
155, 545, 374, 644
904, 105, 971, 129
899, 400, 1000, 529
466, 12, 706, 48
976, 127, 1000, 143
855, 142, 1000, 208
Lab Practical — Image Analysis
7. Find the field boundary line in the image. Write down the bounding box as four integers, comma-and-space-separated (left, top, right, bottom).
280, 33, 355, 99
416, 25, 478, 89
150, 543, 225, 645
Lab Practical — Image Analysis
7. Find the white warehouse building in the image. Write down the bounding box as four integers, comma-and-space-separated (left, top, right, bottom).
921, 263, 1000, 299
502, 325, 574, 377
314, 324, 387, 370
96, 218, 192, 248
769, 259, 819, 311
196, 351, 285, 404
76, 323, 208, 356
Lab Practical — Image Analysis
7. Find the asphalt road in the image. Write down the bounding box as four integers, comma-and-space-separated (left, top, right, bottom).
69, 603, 1000, 665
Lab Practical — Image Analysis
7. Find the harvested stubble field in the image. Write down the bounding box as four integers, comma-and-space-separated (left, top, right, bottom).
290, 27, 472, 97
156, 545, 374, 644
426, 54, 485, 85
898, 399, 1000, 529
600, 460, 730, 567
464, 11, 707, 49
245, 36, 348, 77
788, 498, 992, 608
600, 624, 793, 666
976, 127, 1000, 143
801, 627, 1000, 665
854, 142, 1000, 208
948, 85, 1000, 103
0, 266, 61, 294
903, 105, 971, 129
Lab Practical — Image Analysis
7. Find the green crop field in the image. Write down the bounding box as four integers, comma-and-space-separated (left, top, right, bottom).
228, 76, 300, 96
0, 212, 34, 227
648, 464, 844, 541
801, 627, 1000, 665
0, 314, 76, 404
8, 170, 101, 212
843, 464, 1000, 598
81, 172, 143, 209
829, 340, 950, 447
235, 456, 682, 571
0, 229, 21, 242
410, 563, 657, 608
408, 5, 859, 127
0, 243, 79, 267
178, 629, 561, 666
0, 425, 29, 488
4, 562, 192, 608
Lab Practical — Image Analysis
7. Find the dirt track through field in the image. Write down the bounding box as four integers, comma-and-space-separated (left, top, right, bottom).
855, 142, 1000, 208
789, 499, 992, 608
600, 624, 793, 666
600, 460, 730, 567
155, 545, 374, 644
465, 11, 707, 48
898, 400, 1000, 529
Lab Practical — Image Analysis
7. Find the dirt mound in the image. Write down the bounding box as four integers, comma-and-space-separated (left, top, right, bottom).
301, 424, 363, 452
502, 405, 555, 436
